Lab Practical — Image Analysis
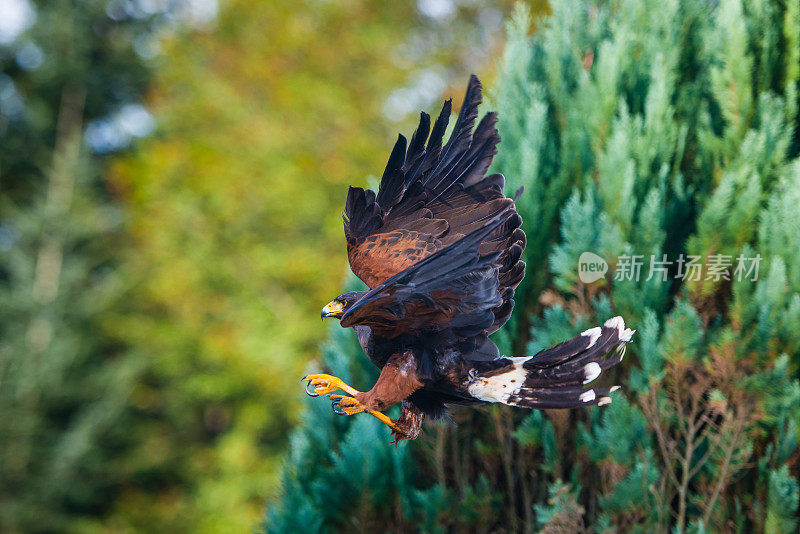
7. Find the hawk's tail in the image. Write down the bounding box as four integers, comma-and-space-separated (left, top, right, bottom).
466, 316, 634, 409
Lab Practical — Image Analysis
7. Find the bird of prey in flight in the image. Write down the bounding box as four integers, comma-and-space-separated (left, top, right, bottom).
303, 75, 633, 443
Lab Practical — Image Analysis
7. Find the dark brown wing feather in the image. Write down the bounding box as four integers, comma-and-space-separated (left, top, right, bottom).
343, 75, 526, 333
341, 210, 513, 343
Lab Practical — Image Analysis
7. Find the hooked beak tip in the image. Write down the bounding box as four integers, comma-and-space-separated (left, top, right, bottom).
321, 302, 343, 320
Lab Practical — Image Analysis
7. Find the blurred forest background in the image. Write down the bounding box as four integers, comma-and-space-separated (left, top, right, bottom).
3, 0, 800, 533
0, 0, 529, 532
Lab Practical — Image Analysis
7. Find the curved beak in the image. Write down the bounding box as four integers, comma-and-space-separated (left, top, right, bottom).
321, 300, 345, 319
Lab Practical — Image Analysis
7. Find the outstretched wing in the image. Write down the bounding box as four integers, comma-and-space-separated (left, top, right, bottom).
344, 75, 526, 333
340, 209, 518, 346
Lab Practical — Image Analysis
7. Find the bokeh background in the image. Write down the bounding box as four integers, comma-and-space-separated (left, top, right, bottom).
0, 0, 528, 531
4, 0, 800, 533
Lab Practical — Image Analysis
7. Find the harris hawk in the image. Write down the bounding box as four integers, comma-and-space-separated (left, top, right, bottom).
303, 75, 634, 442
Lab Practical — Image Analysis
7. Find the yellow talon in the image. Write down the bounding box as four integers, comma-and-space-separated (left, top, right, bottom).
301, 373, 408, 438
329, 394, 366, 415
302, 373, 360, 397
329, 394, 406, 436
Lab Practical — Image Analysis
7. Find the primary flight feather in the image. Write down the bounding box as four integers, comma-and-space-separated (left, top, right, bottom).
304, 75, 633, 443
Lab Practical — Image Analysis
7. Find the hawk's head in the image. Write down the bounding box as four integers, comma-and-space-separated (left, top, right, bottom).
321, 291, 365, 320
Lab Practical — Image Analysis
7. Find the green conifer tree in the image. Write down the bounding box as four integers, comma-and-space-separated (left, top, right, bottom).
266, 0, 800, 531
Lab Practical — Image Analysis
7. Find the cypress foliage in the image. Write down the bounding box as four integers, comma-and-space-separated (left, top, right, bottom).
266, 0, 800, 531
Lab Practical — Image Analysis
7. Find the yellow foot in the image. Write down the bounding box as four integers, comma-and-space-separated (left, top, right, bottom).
301, 373, 407, 439
329, 394, 404, 436
302, 373, 360, 397
329, 394, 366, 416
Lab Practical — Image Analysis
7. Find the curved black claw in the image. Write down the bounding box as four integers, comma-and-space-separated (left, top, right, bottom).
305, 380, 319, 397
331, 397, 346, 416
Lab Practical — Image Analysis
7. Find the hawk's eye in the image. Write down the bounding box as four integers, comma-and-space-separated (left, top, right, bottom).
341, 300, 347, 307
